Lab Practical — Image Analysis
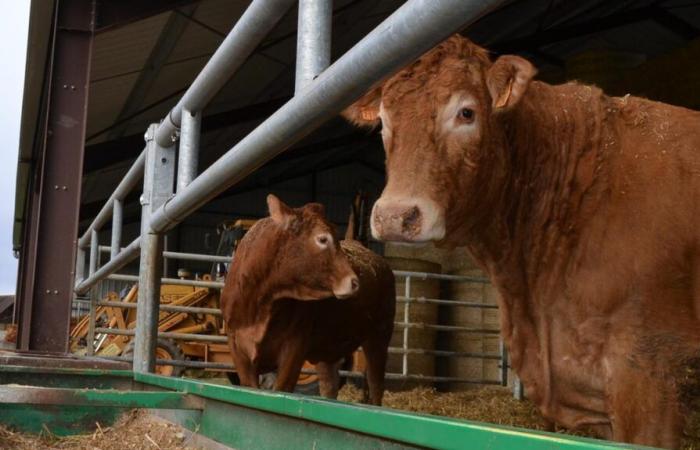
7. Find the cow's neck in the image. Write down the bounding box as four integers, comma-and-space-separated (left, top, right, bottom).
467, 80, 611, 406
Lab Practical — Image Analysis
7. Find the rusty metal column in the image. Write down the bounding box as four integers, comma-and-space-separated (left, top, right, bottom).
133, 124, 175, 373
15, 0, 96, 352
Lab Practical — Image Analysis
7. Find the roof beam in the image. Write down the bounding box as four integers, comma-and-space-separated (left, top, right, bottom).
83, 96, 291, 172
493, 6, 658, 53
95, 0, 199, 33
105, 4, 198, 140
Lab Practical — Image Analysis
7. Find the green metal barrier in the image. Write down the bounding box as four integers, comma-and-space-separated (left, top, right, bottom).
0, 365, 654, 450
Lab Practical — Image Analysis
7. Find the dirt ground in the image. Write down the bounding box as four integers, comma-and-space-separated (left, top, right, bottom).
0, 410, 201, 450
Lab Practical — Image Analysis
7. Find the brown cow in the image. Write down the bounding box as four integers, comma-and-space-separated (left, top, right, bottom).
220, 195, 396, 405
343, 35, 700, 448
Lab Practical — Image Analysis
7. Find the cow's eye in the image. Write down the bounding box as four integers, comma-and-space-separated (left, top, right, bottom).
458, 108, 475, 123
316, 235, 330, 248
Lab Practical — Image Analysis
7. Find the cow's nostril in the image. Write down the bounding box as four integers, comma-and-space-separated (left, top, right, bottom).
351, 277, 359, 291
401, 206, 422, 234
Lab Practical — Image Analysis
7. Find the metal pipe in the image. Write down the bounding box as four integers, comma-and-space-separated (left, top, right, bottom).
94, 327, 227, 343
110, 199, 123, 260
75, 246, 86, 285
148, 0, 507, 233
108, 273, 224, 289
78, 149, 146, 248
500, 339, 508, 387
177, 108, 201, 193
163, 251, 231, 264
134, 124, 175, 373
388, 347, 502, 360
397, 296, 500, 308
99, 246, 232, 264
96, 354, 501, 383
402, 275, 410, 376
74, 237, 141, 295
98, 300, 222, 316
86, 289, 97, 356
89, 230, 99, 276
394, 270, 489, 283
394, 322, 500, 334
295, 0, 332, 93
154, 0, 297, 147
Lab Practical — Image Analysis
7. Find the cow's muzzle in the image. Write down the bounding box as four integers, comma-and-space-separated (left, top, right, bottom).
371, 196, 446, 242
333, 274, 360, 299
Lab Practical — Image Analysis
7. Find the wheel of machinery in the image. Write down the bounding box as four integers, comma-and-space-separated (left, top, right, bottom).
122, 338, 186, 377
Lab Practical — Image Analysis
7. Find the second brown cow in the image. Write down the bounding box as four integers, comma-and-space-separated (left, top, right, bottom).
220, 195, 396, 405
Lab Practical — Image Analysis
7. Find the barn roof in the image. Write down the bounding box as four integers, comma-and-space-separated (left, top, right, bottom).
15, 0, 700, 250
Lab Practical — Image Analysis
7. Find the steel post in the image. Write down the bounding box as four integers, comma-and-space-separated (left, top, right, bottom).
86, 288, 97, 356
499, 339, 508, 387
295, 0, 332, 93
78, 149, 145, 248
154, 0, 297, 147
133, 124, 175, 373
402, 276, 411, 376
75, 247, 86, 285
15, 0, 96, 351
513, 376, 525, 400
177, 108, 201, 193
89, 230, 99, 277
110, 199, 123, 260
149, 0, 507, 233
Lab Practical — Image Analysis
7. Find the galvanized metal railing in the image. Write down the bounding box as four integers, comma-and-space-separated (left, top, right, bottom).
77, 265, 513, 388
72, 0, 511, 389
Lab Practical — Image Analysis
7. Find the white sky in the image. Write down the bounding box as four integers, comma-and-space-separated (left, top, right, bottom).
0, 1, 30, 294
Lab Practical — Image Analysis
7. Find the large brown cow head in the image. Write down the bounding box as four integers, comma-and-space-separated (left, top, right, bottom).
343, 35, 536, 246
234, 195, 359, 301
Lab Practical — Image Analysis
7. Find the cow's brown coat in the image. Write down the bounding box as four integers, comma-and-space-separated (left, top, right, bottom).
344, 35, 700, 447
220, 195, 396, 405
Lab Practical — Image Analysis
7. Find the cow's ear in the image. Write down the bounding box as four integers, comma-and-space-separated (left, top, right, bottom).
341, 85, 382, 128
267, 194, 293, 223
304, 202, 325, 217
486, 55, 536, 111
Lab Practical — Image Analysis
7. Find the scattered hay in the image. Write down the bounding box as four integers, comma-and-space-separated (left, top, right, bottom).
339, 385, 700, 449
339, 385, 549, 430
0, 410, 200, 450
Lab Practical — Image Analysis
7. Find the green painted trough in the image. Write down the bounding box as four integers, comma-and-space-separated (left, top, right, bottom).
0, 361, 651, 450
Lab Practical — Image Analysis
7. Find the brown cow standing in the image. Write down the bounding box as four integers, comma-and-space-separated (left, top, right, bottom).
343, 35, 700, 448
220, 195, 396, 405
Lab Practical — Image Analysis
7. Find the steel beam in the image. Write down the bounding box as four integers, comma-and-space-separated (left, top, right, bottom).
150, 0, 507, 233
15, 0, 96, 352
95, 0, 199, 33
133, 124, 175, 373
295, 0, 332, 93
154, 0, 297, 147
106, 4, 199, 140
177, 109, 201, 192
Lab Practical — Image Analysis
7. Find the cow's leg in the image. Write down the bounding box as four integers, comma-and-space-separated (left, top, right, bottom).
362, 336, 390, 406
316, 360, 342, 399
227, 335, 258, 388
273, 342, 306, 393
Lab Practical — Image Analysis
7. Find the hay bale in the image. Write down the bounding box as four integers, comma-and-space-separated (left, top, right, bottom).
385, 257, 441, 388
443, 268, 506, 390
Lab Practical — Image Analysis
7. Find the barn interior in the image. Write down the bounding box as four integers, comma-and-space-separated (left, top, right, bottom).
76, 0, 700, 278
7, 0, 700, 447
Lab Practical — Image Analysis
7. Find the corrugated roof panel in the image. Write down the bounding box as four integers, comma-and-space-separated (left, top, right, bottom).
166, 0, 248, 64
86, 72, 139, 140
90, 12, 170, 82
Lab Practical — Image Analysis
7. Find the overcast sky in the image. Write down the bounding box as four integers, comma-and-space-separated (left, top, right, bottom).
0, 2, 30, 294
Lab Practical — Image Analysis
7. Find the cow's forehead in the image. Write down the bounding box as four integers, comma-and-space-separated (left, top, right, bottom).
382, 57, 485, 111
